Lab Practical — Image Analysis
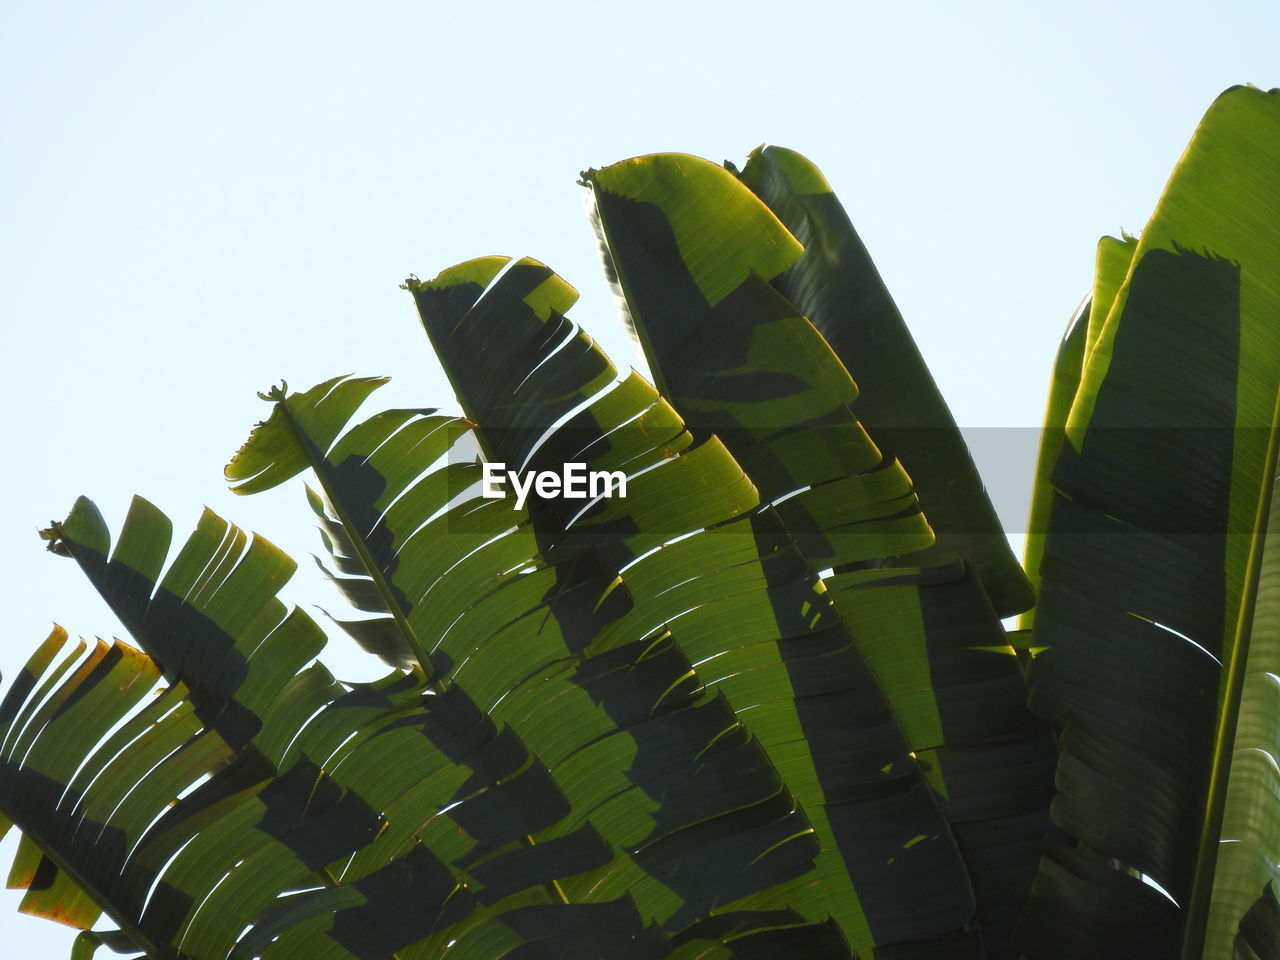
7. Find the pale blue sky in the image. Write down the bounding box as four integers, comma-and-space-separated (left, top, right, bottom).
3, 0, 1278, 954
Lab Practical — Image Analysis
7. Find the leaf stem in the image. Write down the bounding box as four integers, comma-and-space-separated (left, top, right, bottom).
274, 397, 440, 685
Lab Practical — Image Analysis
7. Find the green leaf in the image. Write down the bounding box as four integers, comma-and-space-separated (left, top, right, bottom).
1, 619, 571, 958
1022, 86, 1280, 960
1207, 479, 1280, 956
225, 375, 389, 495
587, 150, 1053, 956
1023, 235, 1139, 627
42, 495, 326, 754
1021, 295, 1089, 628
28, 96, 1280, 958
582, 155, 802, 375
22, 509, 506, 957
212, 256, 941, 954
405, 255, 992, 952
735, 144, 1033, 619
0, 628, 216, 958
1088, 234, 1140, 355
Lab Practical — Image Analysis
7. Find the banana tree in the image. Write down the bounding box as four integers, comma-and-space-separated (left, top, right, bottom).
5, 84, 1280, 960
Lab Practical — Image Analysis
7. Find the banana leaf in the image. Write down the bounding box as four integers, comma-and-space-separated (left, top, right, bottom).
403, 257, 982, 955
1020, 85, 1280, 960
585, 151, 1054, 957
733, 145, 1032, 619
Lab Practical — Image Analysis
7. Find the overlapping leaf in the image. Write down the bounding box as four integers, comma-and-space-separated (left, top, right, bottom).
586, 151, 1054, 956
0, 624, 369, 959
1210, 482, 1280, 959
221, 252, 1000, 955
409, 258, 994, 954
18, 511, 663, 959
43, 494, 327, 755
733, 145, 1033, 619
17, 88, 1280, 960
1021, 86, 1280, 960
226, 270, 834, 951
1022, 234, 1138, 623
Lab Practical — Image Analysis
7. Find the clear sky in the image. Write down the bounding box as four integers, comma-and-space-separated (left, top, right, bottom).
3, 0, 1278, 954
